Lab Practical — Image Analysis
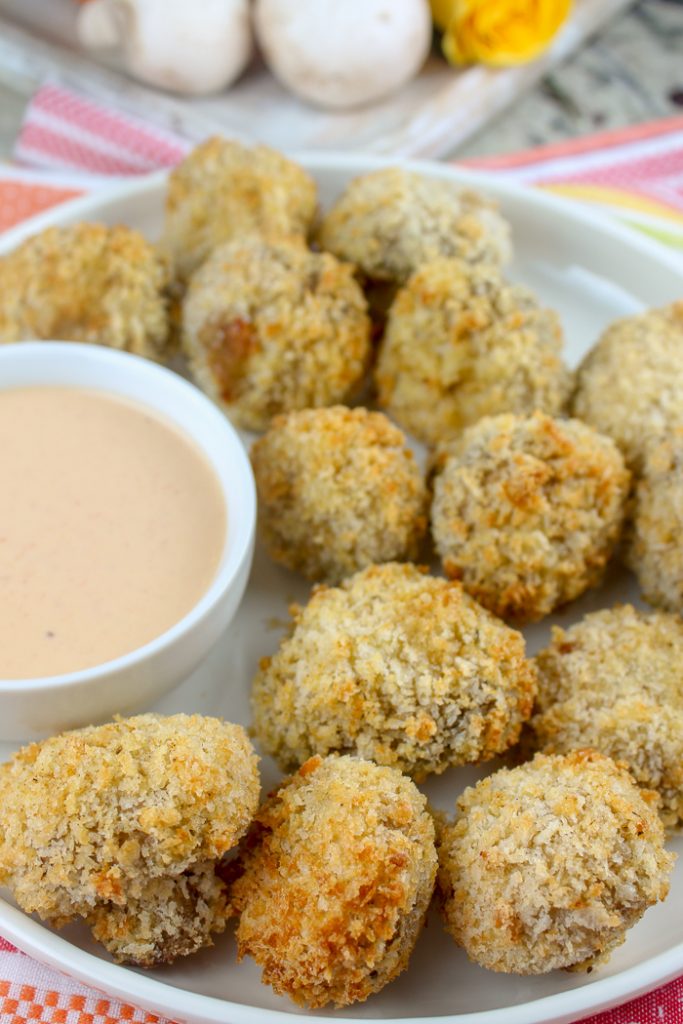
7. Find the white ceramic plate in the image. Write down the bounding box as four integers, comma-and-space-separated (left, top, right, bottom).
1, 156, 683, 1024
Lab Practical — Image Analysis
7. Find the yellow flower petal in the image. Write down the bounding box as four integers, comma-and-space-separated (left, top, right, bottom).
441, 0, 573, 68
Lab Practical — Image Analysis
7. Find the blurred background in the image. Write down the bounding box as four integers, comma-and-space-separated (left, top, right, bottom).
0, 0, 681, 162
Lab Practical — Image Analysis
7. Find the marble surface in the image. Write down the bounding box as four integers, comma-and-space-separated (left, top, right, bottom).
0, 0, 681, 161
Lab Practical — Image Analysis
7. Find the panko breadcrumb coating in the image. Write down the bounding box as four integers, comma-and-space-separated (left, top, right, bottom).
87, 860, 228, 967
531, 606, 683, 831
431, 412, 630, 623
318, 167, 510, 285
437, 750, 674, 974
182, 236, 371, 431
0, 223, 169, 358
626, 435, 683, 614
251, 407, 427, 583
572, 303, 683, 469
253, 562, 537, 778
229, 754, 437, 1008
376, 259, 569, 446
0, 714, 259, 966
162, 136, 317, 284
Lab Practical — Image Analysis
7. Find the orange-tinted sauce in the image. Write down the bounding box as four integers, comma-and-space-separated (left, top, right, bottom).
0, 386, 226, 678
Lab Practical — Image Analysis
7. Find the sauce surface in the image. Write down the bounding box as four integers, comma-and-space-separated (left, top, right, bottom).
0, 386, 226, 678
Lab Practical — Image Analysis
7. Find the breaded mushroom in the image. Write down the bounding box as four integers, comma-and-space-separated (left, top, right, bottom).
318, 167, 510, 285
253, 562, 537, 778
572, 303, 683, 470
376, 259, 570, 445
431, 412, 630, 623
251, 406, 427, 582
87, 861, 229, 967
229, 754, 437, 1008
0, 223, 169, 358
182, 236, 371, 431
531, 606, 683, 831
626, 434, 683, 614
0, 714, 259, 966
437, 750, 674, 974
162, 136, 317, 284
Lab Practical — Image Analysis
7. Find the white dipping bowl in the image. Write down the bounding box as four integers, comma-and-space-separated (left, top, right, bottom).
0, 342, 256, 741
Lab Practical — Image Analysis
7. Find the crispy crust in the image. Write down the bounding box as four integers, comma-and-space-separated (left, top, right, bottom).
0, 714, 260, 965
437, 750, 674, 974
182, 236, 371, 431
252, 562, 537, 778
229, 754, 437, 1008
626, 434, 683, 614
87, 860, 229, 968
531, 605, 683, 831
572, 303, 683, 470
162, 136, 317, 284
318, 168, 510, 284
0, 223, 170, 358
376, 259, 570, 445
430, 412, 630, 623
251, 406, 428, 583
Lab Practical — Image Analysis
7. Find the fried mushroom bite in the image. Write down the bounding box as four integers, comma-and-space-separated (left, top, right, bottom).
182, 236, 371, 431
430, 412, 630, 623
0, 714, 260, 966
532, 605, 683, 831
229, 754, 437, 1008
253, 562, 537, 778
162, 136, 317, 285
0, 223, 169, 358
318, 167, 510, 285
251, 406, 427, 582
626, 433, 683, 614
376, 259, 569, 445
572, 303, 683, 470
86, 860, 229, 967
437, 750, 674, 974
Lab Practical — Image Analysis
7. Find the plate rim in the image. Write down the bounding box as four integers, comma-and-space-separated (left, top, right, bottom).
1, 156, 683, 276
1, 154, 683, 1024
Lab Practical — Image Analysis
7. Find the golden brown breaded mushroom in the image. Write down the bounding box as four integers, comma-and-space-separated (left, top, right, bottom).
531, 605, 683, 831
626, 434, 683, 614
253, 562, 537, 778
318, 167, 510, 285
0, 714, 259, 966
229, 754, 437, 1008
87, 861, 229, 968
437, 750, 674, 975
251, 406, 427, 583
430, 412, 630, 623
182, 236, 371, 431
162, 137, 317, 284
0, 223, 170, 358
376, 259, 570, 446
572, 303, 683, 470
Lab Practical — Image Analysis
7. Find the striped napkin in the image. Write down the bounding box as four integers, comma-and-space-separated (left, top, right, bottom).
1, 83, 683, 1024
2, 83, 683, 246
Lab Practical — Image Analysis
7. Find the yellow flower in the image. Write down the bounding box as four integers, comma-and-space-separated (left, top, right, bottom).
430, 0, 573, 67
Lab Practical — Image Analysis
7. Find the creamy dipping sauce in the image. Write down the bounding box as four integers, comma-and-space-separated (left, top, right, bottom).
0, 386, 226, 678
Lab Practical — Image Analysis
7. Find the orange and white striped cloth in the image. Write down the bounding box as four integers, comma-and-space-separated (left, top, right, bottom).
2, 83, 683, 248
1, 83, 683, 1024
463, 114, 683, 253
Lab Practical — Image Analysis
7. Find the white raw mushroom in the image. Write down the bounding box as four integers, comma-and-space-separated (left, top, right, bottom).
77, 0, 253, 96
254, 0, 433, 110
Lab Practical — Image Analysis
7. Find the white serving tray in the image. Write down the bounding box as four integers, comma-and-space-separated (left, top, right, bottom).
0, 0, 631, 156
1, 155, 683, 1024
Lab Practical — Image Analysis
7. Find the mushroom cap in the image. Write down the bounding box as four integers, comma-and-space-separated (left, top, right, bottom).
78, 0, 253, 96
254, 0, 432, 110
437, 750, 674, 974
